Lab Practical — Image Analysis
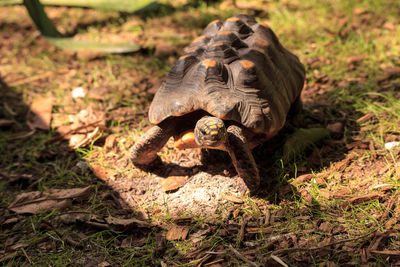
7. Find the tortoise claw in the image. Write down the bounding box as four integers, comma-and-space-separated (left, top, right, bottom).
132, 155, 163, 171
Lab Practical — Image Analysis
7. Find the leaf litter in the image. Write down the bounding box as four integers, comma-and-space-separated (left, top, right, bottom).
8, 186, 94, 214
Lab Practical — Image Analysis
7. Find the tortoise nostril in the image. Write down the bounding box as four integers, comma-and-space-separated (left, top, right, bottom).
200, 128, 207, 135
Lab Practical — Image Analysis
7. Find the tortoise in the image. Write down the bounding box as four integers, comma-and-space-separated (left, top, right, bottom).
130, 14, 305, 193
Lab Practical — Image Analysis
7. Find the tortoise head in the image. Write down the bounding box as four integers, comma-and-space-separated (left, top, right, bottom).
194, 116, 227, 147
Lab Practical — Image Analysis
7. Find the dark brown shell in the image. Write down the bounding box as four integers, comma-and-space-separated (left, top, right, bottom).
149, 14, 305, 136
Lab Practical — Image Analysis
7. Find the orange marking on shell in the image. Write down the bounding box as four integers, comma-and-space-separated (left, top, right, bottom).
212, 42, 224, 47
258, 22, 270, 29
241, 60, 255, 69
252, 47, 265, 54
202, 59, 217, 68
179, 54, 190, 60
186, 46, 199, 53
218, 30, 233, 35
192, 35, 206, 43
255, 38, 269, 47
174, 131, 198, 149
227, 17, 240, 22
207, 19, 221, 26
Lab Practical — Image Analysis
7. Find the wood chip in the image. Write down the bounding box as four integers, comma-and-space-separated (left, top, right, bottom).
104, 134, 118, 149
342, 193, 381, 208
357, 113, 373, 123
290, 174, 313, 187
223, 195, 244, 204
346, 140, 368, 150
299, 187, 313, 205
166, 225, 190, 240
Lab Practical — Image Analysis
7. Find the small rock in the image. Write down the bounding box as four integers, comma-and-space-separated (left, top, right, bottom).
327, 122, 344, 134
76, 161, 90, 172
385, 141, 400, 150
72, 87, 86, 99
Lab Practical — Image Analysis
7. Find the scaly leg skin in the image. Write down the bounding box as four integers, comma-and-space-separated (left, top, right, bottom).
130, 120, 175, 169
226, 125, 260, 195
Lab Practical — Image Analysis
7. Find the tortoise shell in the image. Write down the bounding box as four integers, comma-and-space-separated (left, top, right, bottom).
149, 14, 305, 137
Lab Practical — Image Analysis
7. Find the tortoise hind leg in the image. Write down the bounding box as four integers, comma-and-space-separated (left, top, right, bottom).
287, 95, 302, 119
130, 120, 176, 167
226, 125, 260, 194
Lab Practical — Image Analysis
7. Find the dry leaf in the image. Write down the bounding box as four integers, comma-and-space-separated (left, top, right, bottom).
90, 164, 113, 181
58, 212, 151, 232
26, 94, 54, 130
8, 186, 93, 214
105, 216, 151, 229
166, 225, 190, 240
54, 106, 106, 148
159, 176, 188, 192
70, 126, 101, 149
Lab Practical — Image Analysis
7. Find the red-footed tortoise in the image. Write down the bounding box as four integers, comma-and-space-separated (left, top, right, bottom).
130, 14, 305, 194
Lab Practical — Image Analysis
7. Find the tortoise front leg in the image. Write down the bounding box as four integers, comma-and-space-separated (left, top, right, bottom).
130, 120, 176, 167
226, 125, 260, 194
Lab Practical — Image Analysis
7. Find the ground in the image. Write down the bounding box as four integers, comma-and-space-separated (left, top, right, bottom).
0, 0, 399, 266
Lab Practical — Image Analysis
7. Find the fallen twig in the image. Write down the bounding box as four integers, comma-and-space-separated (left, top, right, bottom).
47, 120, 106, 143
8, 70, 69, 87
21, 247, 32, 264
228, 245, 259, 267
267, 230, 376, 257
270, 255, 288, 267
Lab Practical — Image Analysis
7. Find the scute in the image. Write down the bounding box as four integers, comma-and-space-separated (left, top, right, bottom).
149, 15, 305, 136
